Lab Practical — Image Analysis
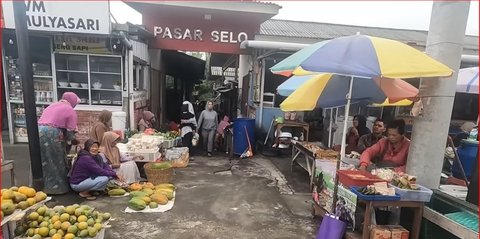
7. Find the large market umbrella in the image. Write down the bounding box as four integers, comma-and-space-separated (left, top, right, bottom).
456, 67, 478, 94
280, 74, 419, 111
271, 34, 453, 159
270, 41, 329, 77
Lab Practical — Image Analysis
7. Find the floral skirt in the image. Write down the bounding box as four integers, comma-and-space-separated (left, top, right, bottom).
38, 126, 74, 194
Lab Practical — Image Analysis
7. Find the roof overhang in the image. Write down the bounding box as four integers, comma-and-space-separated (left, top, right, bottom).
125, 1, 281, 21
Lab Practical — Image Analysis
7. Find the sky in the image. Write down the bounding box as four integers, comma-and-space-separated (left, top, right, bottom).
110, 1, 479, 36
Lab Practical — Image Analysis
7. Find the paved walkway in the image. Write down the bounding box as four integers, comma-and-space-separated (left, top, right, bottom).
2, 138, 318, 238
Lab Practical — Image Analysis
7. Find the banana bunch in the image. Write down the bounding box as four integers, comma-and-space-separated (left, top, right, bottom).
358, 185, 381, 195
391, 174, 419, 190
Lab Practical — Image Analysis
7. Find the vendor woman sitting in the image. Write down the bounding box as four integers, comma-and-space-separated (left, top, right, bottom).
359, 119, 410, 173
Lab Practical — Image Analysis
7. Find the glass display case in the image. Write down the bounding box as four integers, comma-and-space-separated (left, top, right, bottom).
3, 35, 54, 143
54, 53, 123, 106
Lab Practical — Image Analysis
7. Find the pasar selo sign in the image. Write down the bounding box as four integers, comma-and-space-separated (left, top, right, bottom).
151, 25, 252, 54
153, 26, 249, 44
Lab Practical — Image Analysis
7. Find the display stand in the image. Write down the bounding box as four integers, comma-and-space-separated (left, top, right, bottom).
274, 121, 310, 145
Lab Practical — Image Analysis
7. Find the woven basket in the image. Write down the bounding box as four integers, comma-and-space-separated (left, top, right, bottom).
171, 153, 189, 168
143, 163, 173, 184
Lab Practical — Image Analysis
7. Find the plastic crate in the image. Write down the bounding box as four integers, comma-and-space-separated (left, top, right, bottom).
390, 184, 433, 202
337, 170, 386, 187
163, 140, 175, 149
350, 187, 401, 201
130, 148, 161, 162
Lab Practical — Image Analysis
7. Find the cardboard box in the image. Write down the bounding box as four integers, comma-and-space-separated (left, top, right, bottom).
370, 225, 392, 239
369, 225, 410, 239
389, 225, 409, 239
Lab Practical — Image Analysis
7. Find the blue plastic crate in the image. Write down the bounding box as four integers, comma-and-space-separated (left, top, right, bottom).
350, 187, 401, 201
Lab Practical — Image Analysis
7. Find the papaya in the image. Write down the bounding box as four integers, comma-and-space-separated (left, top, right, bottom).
150, 193, 168, 205
34, 192, 47, 203
18, 186, 36, 198
141, 196, 151, 204
107, 189, 126, 196
13, 192, 27, 203
141, 188, 154, 196
129, 183, 143, 191
149, 202, 158, 209
155, 183, 175, 190
143, 182, 155, 189
2, 190, 15, 200
128, 198, 146, 211
129, 191, 148, 199
155, 190, 174, 200
2, 202, 16, 215
150, 162, 172, 170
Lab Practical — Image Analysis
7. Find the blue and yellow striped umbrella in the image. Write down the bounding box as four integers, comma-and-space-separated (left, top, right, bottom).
271, 35, 453, 79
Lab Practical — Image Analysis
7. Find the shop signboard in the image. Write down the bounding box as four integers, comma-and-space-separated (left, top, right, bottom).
53, 35, 110, 54
140, 7, 260, 54
2, 1, 110, 35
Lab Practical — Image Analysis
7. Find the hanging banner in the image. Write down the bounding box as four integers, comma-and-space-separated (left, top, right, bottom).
2, 1, 110, 35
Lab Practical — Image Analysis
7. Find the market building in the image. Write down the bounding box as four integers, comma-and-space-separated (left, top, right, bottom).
1, 1, 152, 143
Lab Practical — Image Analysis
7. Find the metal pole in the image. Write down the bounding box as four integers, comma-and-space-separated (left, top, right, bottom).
258, 58, 266, 128
13, 1, 43, 189
407, 2, 470, 188
328, 108, 333, 148
340, 76, 354, 160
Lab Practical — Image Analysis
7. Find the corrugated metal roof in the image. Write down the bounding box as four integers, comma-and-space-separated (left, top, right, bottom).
259, 19, 478, 50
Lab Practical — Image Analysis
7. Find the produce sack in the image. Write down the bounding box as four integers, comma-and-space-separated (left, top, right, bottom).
316, 213, 346, 239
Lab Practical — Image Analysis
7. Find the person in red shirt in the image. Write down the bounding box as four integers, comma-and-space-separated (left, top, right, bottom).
359, 119, 410, 173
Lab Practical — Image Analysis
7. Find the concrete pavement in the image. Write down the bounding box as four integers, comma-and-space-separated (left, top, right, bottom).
2, 136, 318, 238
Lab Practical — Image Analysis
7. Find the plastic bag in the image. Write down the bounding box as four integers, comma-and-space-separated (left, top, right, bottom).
192, 133, 199, 146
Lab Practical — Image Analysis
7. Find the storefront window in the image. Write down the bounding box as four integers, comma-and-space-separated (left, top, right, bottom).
55, 53, 123, 106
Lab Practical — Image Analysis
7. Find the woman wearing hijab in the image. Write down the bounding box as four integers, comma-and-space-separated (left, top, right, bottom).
69, 139, 118, 200
99, 132, 141, 184
197, 101, 218, 157
180, 101, 197, 155
38, 92, 80, 194
345, 115, 371, 154
90, 110, 112, 144
138, 111, 155, 132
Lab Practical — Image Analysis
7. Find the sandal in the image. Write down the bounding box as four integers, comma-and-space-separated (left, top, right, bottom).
79, 192, 96, 200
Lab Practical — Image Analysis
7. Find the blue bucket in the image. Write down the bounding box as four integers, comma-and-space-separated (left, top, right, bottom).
233, 118, 255, 155
452, 139, 478, 179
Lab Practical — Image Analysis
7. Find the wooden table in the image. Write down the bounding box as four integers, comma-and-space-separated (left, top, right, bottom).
359, 200, 424, 239
1, 160, 15, 186
275, 121, 310, 143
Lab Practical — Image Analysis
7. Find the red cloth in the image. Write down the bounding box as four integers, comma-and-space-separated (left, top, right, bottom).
169, 121, 179, 131
359, 137, 410, 172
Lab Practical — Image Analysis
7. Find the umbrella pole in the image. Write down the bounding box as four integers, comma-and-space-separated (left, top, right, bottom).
328, 108, 333, 148
340, 76, 355, 161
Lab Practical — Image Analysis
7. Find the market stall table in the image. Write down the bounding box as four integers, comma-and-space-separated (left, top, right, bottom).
291, 140, 317, 187
1, 160, 15, 186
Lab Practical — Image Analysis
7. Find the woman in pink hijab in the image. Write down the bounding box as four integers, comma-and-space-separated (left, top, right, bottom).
138, 111, 156, 132
38, 92, 80, 194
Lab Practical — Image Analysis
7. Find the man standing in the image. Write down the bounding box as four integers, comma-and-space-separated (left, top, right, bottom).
357, 118, 386, 153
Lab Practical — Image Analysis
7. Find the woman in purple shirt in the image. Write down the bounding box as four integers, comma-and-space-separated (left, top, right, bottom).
69, 139, 118, 200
